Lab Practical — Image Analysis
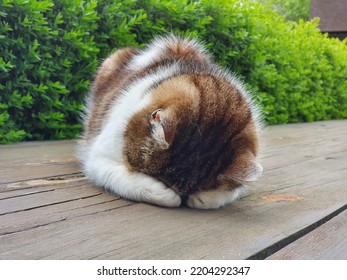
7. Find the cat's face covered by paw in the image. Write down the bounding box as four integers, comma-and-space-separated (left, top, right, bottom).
124, 73, 261, 197
79, 35, 262, 208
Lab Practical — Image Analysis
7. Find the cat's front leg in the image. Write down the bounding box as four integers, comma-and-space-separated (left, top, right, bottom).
187, 187, 244, 209
84, 157, 181, 208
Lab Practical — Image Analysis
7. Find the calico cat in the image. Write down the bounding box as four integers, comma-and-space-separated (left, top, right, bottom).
78, 35, 263, 209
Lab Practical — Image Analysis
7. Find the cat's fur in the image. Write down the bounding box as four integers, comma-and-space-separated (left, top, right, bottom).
78, 35, 263, 209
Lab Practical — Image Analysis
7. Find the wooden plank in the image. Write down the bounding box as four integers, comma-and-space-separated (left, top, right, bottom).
0, 182, 101, 215
0, 158, 80, 185
267, 210, 347, 260
0, 185, 132, 237
0, 140, 76, 161
260, 120, 347, 171
0, 120, 346, 259
0, 174, 84, 199
0, 140, 80, 184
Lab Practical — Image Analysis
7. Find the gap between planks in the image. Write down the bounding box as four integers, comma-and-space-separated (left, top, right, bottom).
247, 204, 347, 259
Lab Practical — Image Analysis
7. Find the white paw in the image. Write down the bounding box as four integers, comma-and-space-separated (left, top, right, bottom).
187, 188, 242, 209
187, 192, 220, 209
142, 181, 181, 208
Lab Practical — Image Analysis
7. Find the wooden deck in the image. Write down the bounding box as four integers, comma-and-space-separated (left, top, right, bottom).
0, 120, 346, 260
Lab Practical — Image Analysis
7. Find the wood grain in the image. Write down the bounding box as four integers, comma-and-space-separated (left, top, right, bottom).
267, 210, 347, 260
0, 140, 80, 184
0, 120, 346, 259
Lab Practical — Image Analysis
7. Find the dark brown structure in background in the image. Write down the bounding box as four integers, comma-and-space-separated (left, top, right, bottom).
310, 0, 347, 40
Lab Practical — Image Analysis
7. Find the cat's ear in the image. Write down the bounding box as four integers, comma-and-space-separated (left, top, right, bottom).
150, 109, 176, 149
218, 151, 263, 184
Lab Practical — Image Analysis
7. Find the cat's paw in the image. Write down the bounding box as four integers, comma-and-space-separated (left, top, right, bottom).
142, 181, 181, 208
186, 192, 220, 209
187, 188, 242, 209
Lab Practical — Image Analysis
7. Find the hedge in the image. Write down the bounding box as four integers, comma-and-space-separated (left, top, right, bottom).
259, 0, 311, 22
1, 0, 346, 143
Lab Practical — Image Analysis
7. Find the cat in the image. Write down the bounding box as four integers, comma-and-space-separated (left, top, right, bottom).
77, 34, 263, 209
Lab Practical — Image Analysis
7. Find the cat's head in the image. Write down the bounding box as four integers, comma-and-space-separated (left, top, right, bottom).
123, 72, 262, 196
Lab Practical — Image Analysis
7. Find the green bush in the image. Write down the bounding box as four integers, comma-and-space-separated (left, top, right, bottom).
1, 0, 346, 143
257, 0, 311, 22
0, 0, 99, 143
248, 16, 347, 123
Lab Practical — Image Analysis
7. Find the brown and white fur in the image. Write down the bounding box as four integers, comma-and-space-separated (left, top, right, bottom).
78, 35, 263, 209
